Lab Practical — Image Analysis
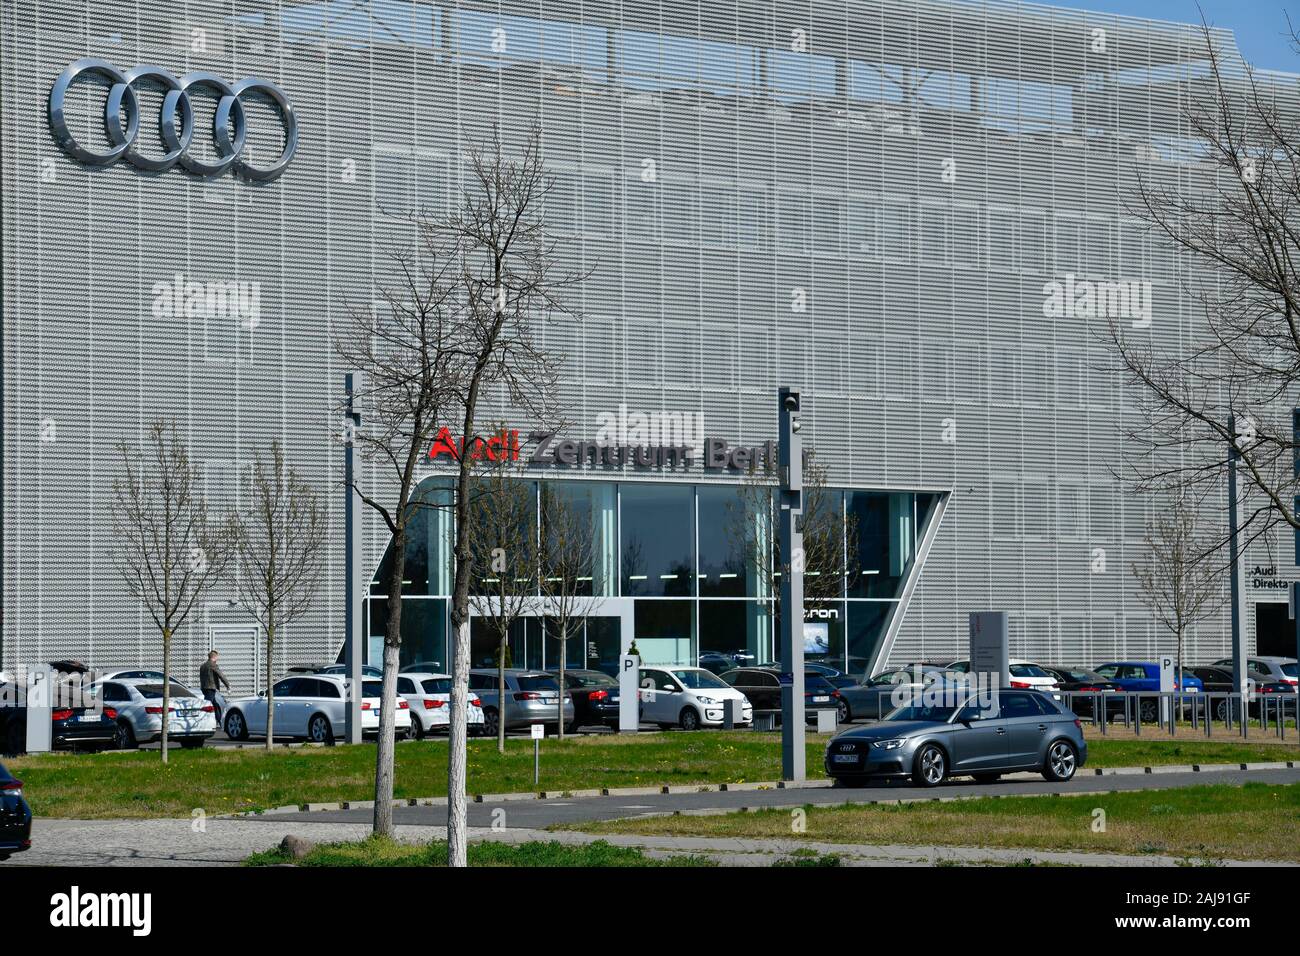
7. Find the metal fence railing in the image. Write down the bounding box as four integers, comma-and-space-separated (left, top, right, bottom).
1059, 690, 1298, 739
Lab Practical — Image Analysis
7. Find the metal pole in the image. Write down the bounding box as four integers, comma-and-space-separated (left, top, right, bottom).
534, 737, 540, 787
344, 373, 364, 744
778, 386, 805, 782
1228, 415, 1247, 739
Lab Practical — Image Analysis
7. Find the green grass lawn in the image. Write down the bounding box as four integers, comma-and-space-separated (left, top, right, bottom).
245, 836, 715, 867
569, 781, 1300, 863
3, 731, 1294, 819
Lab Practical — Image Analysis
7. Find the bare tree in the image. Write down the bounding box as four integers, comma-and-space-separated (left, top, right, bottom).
538, 486, 603, 739
1132, 491, 1227, 690
467, 455, 538, 753
335, 217, 460, 838
110, 419, 232, 763
731, 454, 859, 653
231, 441, 328, 751
441, 125, 572, 867
1105, 21, 1300, 553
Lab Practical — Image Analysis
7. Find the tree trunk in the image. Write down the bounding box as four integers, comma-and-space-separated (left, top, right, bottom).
264, 621, 276, 751
497, 635, 506, 754
161, 628, 171, 764
447, 616, 470, 866
373, 534, 407, 838
557, 624, 566, 740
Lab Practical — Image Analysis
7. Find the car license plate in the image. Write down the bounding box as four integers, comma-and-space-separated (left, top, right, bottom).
832, 754, 857, 764
813, 696, 830, 702
78, 714, 100, 723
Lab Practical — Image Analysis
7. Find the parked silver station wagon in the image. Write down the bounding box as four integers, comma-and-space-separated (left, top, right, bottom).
824, 688, 1087, 787
468, 669, 575, 736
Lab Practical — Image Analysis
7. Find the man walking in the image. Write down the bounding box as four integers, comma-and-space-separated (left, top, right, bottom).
199, 650, 231, 725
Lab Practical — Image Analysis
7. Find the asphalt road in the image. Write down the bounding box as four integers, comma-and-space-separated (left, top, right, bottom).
234, 766, 1300, 830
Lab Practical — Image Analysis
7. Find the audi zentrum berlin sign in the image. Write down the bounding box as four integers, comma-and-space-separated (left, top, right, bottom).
48, 58, 297, 181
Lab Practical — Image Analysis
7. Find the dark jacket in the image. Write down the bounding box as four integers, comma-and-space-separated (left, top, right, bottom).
199, 660, 230, 691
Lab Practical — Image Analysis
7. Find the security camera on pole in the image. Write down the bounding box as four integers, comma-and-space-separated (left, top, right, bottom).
778, 386, 805, 782
344, 373, 363, 745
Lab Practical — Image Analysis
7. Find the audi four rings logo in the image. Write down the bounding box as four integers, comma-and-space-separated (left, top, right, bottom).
48, 58, 297, 182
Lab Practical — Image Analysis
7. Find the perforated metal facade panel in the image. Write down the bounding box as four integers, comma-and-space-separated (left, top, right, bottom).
1, 0, 1288, 679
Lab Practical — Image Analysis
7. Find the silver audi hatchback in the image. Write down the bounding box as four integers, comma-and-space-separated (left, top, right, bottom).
824, 687, 1087, 787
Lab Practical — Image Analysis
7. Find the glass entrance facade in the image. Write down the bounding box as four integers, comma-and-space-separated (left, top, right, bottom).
365, 475, 940, 678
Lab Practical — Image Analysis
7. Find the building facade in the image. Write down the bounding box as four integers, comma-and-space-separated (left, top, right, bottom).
2, 0, 1289, 691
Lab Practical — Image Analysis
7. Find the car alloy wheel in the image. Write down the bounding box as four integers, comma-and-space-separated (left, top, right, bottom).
1139, 699, 1159, 723
1044, 740, 1077, 781
836, 699, 851, 723
224, 711, 247, 741
114, 721, 137, 751
913, 744, 946, 787
484, 708, 499, 737
410, 717, 424, 740
679, 708, 700, 731
308, 715, 331, 743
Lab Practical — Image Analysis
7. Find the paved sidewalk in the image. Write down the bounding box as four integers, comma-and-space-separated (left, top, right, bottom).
11, 816, 1287, 867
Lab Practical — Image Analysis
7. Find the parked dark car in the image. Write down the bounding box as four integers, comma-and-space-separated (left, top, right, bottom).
0, 762, 32, 860
551, 669, 621, 729
720, 667, 840, 724
698, 651, 757, 675
0, 674, 117, 755
825, 689, 1087, 787
1040, 666, 1126, 719
825, 666, 947, 723
805, 662, 847, 679
1193, 665, 1297, 719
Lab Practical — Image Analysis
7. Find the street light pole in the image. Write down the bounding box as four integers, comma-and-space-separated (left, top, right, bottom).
344, 373, 363, 745
1228, 414, 1246, 737
778, 386, 805, 781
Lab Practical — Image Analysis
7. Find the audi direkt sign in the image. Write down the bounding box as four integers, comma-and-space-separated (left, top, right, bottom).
48, 57, 297, 182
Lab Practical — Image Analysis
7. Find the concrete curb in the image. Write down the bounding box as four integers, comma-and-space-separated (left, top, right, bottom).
230, 760, 1298, 817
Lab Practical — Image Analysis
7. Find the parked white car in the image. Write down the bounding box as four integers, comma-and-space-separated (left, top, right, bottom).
397, 672, 485, 738
93, 678, 217, 750
222, 674, 411, 743
944, 659, 1062, 699
638, 666, 753, 730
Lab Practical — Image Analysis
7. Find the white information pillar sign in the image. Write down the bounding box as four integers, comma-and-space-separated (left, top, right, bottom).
969, 611, 1009, 692
618, 654, 639, 733
1159, 654, 1175, 725
25, 665, 53, 754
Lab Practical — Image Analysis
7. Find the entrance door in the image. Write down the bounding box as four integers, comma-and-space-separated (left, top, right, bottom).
1255, 602, 1294, 657
208, 624, 261, 695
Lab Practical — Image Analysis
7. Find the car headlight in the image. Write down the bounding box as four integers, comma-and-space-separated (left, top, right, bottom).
871, 738, 906, 750
697, 696, 718, 705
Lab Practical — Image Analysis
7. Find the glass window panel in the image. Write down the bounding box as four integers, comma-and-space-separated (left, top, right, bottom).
540, 480, 617, 597
697, 484, 767, 597
698, 600, 771, 667
621, 484, 695, 596
847, 602, 892, 679
368, 598, 446, 671
633, 600, 695, 665
847, 491, 916, 599
370, 477, 453, 596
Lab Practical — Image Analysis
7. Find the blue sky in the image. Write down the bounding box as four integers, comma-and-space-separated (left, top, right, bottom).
1047, 1, 1299, 69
